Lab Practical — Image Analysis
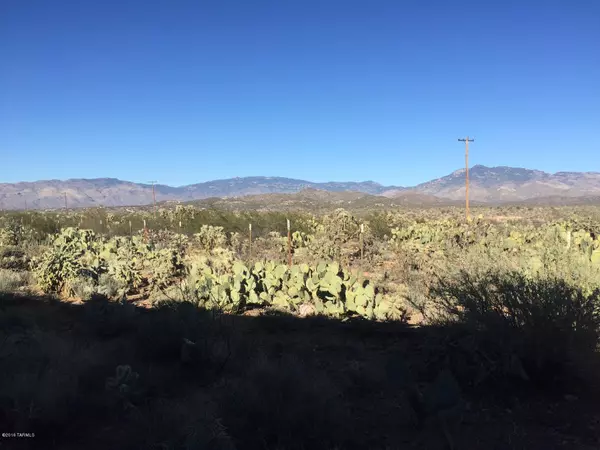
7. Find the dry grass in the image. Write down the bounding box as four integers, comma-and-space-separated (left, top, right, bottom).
0, 269, 31, 293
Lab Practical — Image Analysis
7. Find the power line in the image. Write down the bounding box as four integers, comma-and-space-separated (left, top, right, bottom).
457, 137, 474, 220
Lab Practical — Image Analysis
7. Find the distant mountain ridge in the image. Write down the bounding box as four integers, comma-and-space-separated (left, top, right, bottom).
1, 165, 599, 209
0, 176, 404, 210
413, 165, 600, 202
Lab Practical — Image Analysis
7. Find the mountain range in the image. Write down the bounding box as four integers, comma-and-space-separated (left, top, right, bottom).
1, 165, 599, 210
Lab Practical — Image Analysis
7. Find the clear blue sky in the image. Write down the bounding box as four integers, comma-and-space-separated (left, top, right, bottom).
1, 0, 599, 187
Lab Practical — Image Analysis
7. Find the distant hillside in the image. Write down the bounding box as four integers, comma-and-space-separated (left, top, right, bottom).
414, 165, 600, 202
512, 195, 600, 206
184, 177, 402, 197
188, 189, 446, 212
1, 166, 599, 210
0, 177, 403, 210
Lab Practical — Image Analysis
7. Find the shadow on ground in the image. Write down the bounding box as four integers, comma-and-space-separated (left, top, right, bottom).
0, 292, 599, 450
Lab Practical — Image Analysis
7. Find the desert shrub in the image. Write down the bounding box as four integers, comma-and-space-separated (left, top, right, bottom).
223, 211, 314, 238
228, 231, 245, 255
300, 208, 371, 264
69, 275, 98, 300
206, 248, 237, 274
247, 232, 284, 263
194, 225, 227, 251
536, 247, 600, 295
0, 246, 30, 270
0, 269, 30, 292
317, 208, 360, 257
33, 228, 104, 295
97, 273, 127, 299
169, 232, 189, 253
0, 220, 26, 246
432, 271, 600, 388
366, 211, 392, 239
101, 236, 149, 294
148, 247, 187, 290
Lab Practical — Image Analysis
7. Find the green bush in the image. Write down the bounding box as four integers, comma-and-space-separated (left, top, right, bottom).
432, 271, 600, 387
366, 211, 392, 239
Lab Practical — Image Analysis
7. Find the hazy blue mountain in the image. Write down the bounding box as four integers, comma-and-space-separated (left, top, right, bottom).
1, 166, 599, 210
0, 176, 404, 210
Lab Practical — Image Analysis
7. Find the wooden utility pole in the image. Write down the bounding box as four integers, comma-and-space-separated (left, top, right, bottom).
458, 137, 474, 220
287, 219, 292, 267
248, 223, 252, 259
64, 192, 68, 211
17, 192, 27, 211
360, 223, 365, 270
148, 181, 157, 217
